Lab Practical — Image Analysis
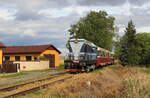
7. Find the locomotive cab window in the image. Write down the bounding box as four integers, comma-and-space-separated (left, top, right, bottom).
87, 45, 91, 53
80, 44, 88, 52
92, 48, 97, 53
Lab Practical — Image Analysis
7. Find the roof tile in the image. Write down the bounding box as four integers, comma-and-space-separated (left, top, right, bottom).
3, 45, 61, 54
0, 42, 5, 48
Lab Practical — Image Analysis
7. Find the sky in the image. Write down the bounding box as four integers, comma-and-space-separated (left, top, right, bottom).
0, 0, 150, 55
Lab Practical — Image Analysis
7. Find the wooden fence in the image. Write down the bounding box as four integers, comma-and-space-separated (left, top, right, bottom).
0, 62, 19, 73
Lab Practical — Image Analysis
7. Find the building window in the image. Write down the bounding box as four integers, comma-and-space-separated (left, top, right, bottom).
5, 56, 10, 61
26, 56, 32, 61
15, 56, 20, 61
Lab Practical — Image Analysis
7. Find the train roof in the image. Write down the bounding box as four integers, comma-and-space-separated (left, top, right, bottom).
97, 47, 114, 55
69, 38, 114, 55
69, 39, 85, 42
69, 39, 97, 48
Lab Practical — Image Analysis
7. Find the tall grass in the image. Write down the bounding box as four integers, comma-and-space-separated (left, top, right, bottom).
121, 74, 150, 98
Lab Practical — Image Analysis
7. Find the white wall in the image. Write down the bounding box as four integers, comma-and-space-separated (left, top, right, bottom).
14, 61, 49, 71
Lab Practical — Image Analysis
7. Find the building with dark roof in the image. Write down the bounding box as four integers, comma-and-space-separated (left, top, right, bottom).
2, 44, 61, 67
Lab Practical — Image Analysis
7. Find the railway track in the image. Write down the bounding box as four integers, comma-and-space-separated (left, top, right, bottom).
0, 72, 72, 98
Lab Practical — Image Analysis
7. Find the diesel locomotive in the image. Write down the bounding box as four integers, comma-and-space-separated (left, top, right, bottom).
64, 39, 114, 72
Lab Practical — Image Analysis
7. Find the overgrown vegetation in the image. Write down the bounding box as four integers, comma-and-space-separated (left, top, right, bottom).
121, 67, 150, 98
21, 66, 150, 98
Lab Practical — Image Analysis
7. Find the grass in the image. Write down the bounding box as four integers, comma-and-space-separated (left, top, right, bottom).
28, 90, 45, 95
109, 65, 121, 71
143, 69, 150, 74
0, 68, 61, 79
0, 71, 28, 78
91, 67, 104, 73
57, 64, 65, 70
18, 89, 65, 98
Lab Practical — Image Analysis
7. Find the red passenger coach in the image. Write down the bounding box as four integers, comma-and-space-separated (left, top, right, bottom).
96, 47, 114, 67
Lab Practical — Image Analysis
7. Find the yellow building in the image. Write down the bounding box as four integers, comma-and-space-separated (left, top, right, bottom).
0, 42, 6, 65
3, 44, 61, 67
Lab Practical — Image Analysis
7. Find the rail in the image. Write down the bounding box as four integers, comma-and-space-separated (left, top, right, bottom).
0, 72, 71, 98
2, 76, 72, 98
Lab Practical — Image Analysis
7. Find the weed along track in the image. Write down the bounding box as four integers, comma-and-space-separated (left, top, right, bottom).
0, 72, 72, 98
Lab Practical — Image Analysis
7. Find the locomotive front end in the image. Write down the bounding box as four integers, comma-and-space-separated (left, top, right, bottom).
64, 39, 97, 72
64, 38, 115, 73
64, 39, 87, 72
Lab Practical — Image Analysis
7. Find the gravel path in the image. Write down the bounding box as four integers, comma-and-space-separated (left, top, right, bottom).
0, 70, 63, 86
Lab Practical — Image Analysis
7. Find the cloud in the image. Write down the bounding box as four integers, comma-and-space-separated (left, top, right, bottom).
0, 9, 16, 20
75, 0, 150, 6
0, 11, 80, 51
0, 0, 150, 55
76, 0, 126, 6
129, 0, 150, 6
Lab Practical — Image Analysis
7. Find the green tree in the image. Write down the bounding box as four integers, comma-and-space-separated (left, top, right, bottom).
120, 20, 139, 66
68, 11, 115, 51
114, 34, 121, 59
136, 33, 150, 66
